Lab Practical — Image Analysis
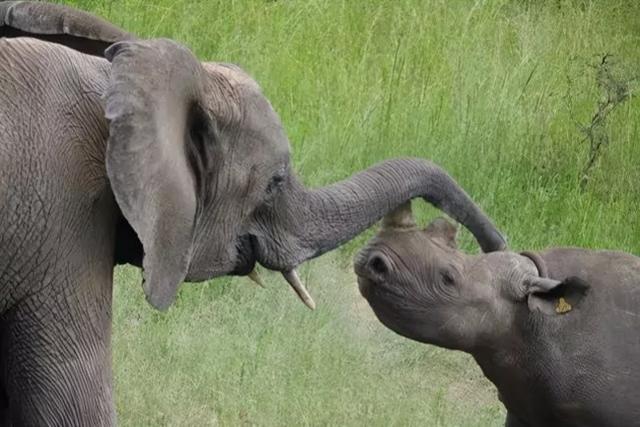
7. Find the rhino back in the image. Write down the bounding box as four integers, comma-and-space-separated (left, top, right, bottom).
528, 247, 640, 424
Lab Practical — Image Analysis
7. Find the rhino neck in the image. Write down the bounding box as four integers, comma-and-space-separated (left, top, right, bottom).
471, 343, 545, 419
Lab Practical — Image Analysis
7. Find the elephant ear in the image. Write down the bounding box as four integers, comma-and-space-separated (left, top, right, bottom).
0, 1, 132, 56
524, 276, 590, 316
104, 39, 213, 310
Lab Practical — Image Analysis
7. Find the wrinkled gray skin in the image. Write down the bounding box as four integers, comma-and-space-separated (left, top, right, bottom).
0, 2, 506, 425
355, 203, 640, 427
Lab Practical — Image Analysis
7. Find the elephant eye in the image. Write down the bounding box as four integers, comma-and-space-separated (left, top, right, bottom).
266, 169, 286, 194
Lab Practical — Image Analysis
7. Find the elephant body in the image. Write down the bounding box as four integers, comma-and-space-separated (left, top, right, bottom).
0, 2, 505, 425
355, 205, 640, 427
0, 37, 116, 425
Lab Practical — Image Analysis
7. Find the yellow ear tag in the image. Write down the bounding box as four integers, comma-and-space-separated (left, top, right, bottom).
555, 297, 572, 314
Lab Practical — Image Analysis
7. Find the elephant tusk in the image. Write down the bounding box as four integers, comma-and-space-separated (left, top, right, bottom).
247, 269, 266, 288
282, 269, 316, 310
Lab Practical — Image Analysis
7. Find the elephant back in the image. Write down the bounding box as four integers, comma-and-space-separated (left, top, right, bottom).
0, 1, 133, 57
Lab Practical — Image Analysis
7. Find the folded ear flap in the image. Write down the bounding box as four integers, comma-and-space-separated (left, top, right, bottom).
0, 1, 132, 56
105, 39, 212, 310
525, 276, 590, 315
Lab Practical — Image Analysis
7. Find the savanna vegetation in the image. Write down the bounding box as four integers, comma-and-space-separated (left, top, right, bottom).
54, 0, 640, 425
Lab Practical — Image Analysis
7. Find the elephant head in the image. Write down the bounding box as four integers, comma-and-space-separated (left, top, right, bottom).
2, 2, 507, 310
355, 202, 589, 351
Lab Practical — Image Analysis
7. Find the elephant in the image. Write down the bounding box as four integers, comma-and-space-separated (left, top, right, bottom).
354, 202, 640, 427
0, 1, 507, 425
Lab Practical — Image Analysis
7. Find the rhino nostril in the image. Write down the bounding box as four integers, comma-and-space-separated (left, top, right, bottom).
368, 253, 390, 276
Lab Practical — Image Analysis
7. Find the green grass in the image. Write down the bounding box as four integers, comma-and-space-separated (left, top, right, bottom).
59, 0, 640, 425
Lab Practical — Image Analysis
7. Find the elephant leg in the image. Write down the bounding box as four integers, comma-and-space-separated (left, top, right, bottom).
0, 389, 8, 427
0, 394, 8, 427
0, 325, 9, 427
0, 397, 8, 427
3, 281, 114, 426
505, 411, 529, 427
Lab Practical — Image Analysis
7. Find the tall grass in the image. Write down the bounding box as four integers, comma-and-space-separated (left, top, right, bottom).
57, 0, 640, 425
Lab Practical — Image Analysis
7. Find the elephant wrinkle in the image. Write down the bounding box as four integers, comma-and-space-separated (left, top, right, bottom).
0, 2, 509, 425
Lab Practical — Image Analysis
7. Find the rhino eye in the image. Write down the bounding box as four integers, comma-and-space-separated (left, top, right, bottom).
440, 270, 455, 286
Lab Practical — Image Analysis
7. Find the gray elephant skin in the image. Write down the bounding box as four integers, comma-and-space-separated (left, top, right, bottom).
0, 1, 506, 425
355, 202, 640, 427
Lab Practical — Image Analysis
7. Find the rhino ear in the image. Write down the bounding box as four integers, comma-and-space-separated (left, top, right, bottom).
105, 39, 214, 310
425, 217, 458, 248
525, 276, 590, 315
0, 1, 132, 56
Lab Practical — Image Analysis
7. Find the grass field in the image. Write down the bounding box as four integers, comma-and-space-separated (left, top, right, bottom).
57, 0, 640, 425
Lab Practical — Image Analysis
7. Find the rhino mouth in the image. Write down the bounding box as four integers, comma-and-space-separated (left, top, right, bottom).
357, 275, 408, 303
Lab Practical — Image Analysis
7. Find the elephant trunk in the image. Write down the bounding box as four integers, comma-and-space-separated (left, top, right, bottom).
253, 157, 505, 276
303, 157, 505, 255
